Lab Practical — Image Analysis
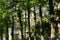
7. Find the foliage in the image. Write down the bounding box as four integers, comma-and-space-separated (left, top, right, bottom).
0, 0, 58, 40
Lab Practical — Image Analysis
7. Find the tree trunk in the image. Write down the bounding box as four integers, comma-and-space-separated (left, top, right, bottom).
5, 16, 9, 40
1, 25, 3, 40
11, 16, 14, 40
39, 3, 44, 40
34, 6, 36, 40
17, 10, 23, 40
49, 0, 55, 39
27, 6, 31, 40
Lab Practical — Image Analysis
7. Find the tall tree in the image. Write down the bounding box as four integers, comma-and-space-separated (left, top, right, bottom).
38, 0, 44, 40
34, 6, 36, 40
5, 15, 9, 40
11, 16, 14, 40
17, 9, 23, 40
27, 0, 31, 40
49, 0, 55, 40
